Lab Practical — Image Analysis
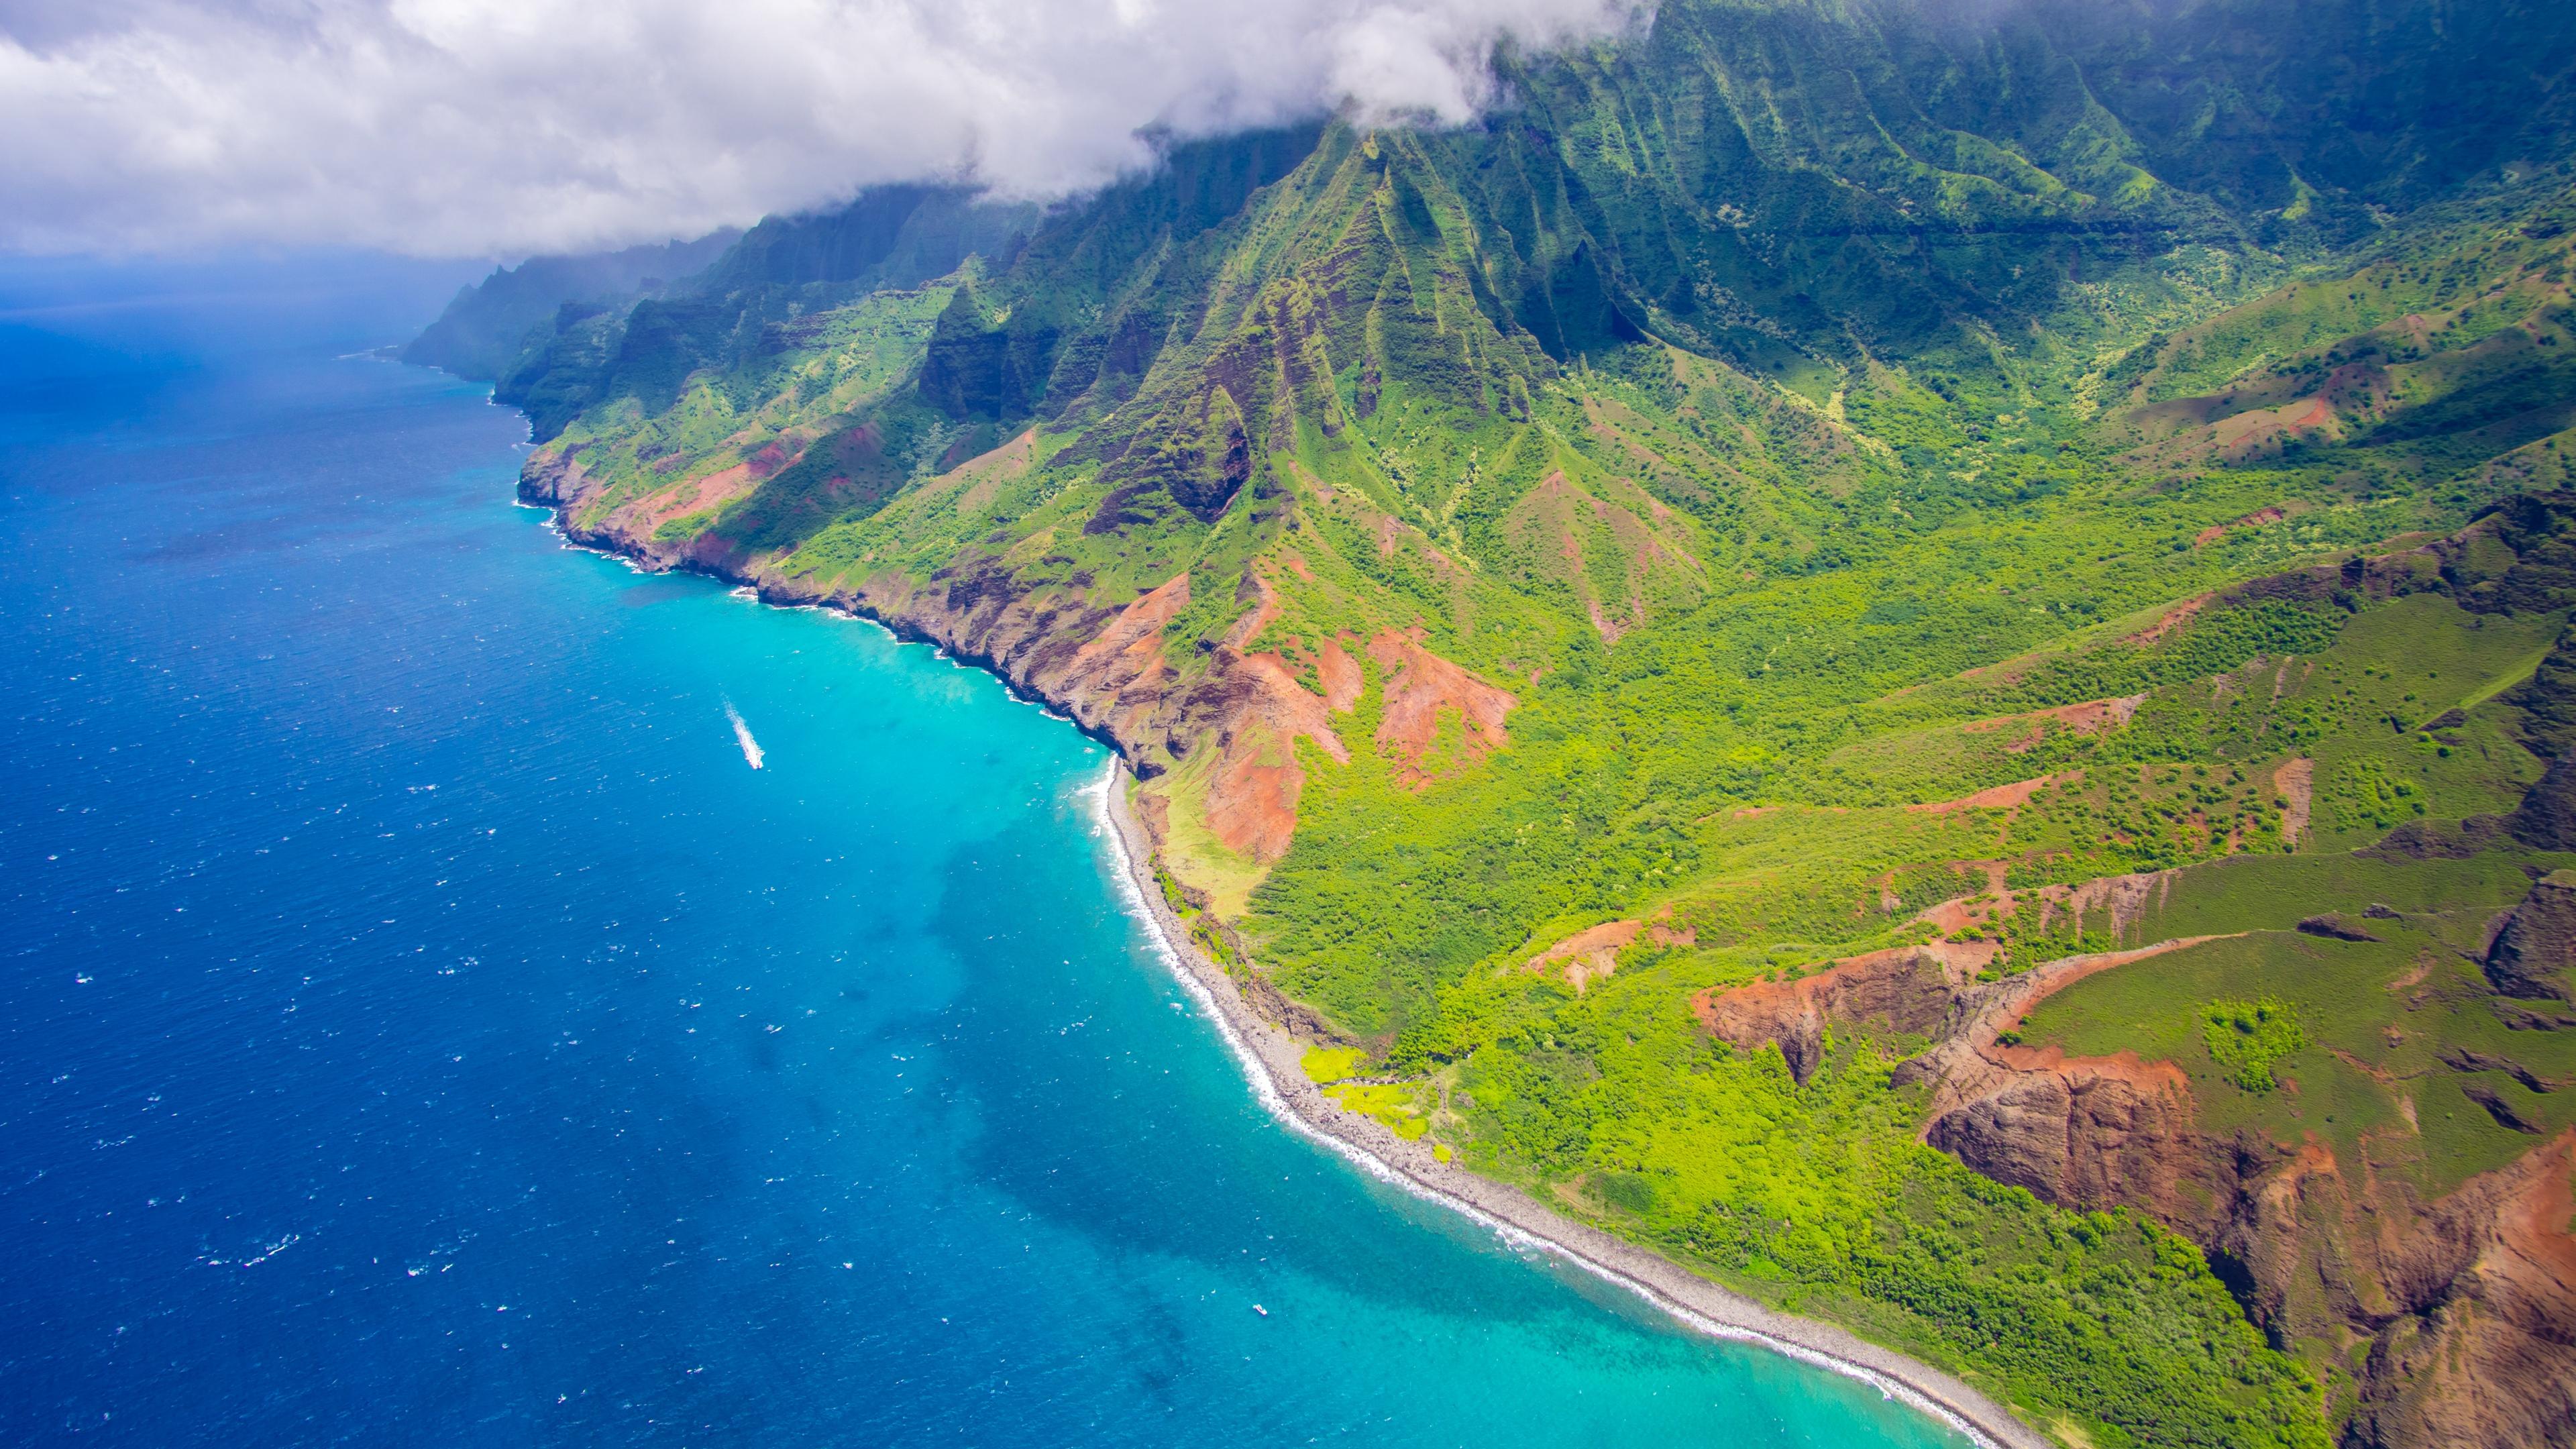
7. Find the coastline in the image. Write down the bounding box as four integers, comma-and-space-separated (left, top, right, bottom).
1081, 761, 2054, 1449
518, 488, 2053, 1449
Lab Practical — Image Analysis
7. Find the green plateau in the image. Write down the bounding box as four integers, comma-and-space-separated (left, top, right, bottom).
423, 1, 2576, 1444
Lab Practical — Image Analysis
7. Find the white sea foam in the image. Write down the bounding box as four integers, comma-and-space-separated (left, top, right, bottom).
723, 700, 764, 770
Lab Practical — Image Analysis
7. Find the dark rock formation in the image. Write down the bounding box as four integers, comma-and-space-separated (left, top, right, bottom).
2367, 813, 2512, 859
2487, 871, 2576, 1002
2440, 1048, 2560, 1093
2510, 756, 2576, 851
2298, 913, 2381, 941
1923, 1063, 2224, 1218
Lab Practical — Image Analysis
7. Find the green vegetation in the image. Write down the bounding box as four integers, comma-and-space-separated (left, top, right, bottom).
2200, 999, 2308, 1092
1299, 1046, 1367, 1083
2023, 888, 2576, 1203
449, 1, 2576, 1440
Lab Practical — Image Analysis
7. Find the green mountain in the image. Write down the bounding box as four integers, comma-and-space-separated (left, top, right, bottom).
402, 227, 743, 381
447, 1, 2576, 1443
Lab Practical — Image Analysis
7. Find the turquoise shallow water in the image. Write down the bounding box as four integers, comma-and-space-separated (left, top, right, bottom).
0, 278, 1972, 1448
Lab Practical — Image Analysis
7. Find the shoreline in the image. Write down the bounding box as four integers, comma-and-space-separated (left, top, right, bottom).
520, 491, 2051, 1449
1080, 761, 2053, 1449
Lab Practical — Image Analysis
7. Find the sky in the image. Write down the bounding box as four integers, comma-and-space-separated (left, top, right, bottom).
0, 0, 1646, 260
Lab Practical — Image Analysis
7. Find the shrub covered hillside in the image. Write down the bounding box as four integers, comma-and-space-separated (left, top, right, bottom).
431, 0, 2576, 1444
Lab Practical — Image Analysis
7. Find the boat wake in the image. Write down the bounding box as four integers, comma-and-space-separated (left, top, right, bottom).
723, 700, 764, 770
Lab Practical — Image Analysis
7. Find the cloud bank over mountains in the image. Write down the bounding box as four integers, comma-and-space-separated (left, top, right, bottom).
0, 0, 1642, 258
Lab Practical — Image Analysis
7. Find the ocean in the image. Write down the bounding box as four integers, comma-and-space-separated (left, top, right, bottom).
0, 263, 1970, 1448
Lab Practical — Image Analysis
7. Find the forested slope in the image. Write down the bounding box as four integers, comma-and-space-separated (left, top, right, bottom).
451, 1, 2576, 1442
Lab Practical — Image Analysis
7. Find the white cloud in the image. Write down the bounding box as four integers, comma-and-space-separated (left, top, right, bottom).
0, 0, 1644, 258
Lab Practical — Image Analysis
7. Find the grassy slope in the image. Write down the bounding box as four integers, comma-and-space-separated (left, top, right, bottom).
481, 1, 2576, 1441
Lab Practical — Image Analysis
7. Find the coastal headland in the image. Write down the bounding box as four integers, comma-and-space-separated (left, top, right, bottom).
473, 7, 2576, 1438
525, 482, 2047, 1449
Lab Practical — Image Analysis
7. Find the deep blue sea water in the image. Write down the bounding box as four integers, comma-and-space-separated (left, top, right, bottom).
0, 265, 1970, 1448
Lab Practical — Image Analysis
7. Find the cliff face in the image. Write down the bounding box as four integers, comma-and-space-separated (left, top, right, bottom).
1693, 945, 1978, 1083
2487, 871, 2576, 1003
1927, 1063, 2576, 1448
528, 441, 1173, 739
1676, 833, 2576, 1449
1904, 938, 2576, 1449
525, 445, 1446, 879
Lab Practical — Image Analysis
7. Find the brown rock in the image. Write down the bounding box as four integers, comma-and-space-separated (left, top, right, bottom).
2343, 1134, 2576, 1449
1693, 947, 1970, 1083
1910, 936, 2576, 1449
2487, 871, 2576, 1002
1924, 1053, 2216, 1218
2511, 755, 2576, 851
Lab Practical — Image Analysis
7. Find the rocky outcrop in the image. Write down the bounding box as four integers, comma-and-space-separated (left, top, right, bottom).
2343, 1132, 2576, 1449
1923, 1046, 2222, 1219
2510, 755, 2576, 850
2487, 870, 2576, 1002
1911, 935, 2576, 1449
1693, 946, 1978, 1083
525, 441, 1193, 755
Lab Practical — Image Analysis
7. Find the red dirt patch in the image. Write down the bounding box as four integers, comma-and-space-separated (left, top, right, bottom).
1527, 919, 1642, 993
1962, 696, 2145, 753
2273, 757, 2314, 847
623, 439, 800, 533
1910, 771, 2082, 814
1069, 574, 1190, 681
1919, 898, 2012, 947
1187, 576, 1364, 863
1198, 647, 1352, 863
2499, 1130, 2576, 1289
2216, 397, 2336, 458
1315, 637, 1363, 713
2194, 504, 2289, 547
1368, 631, 1516, 789
2129, 592, 2212, 646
